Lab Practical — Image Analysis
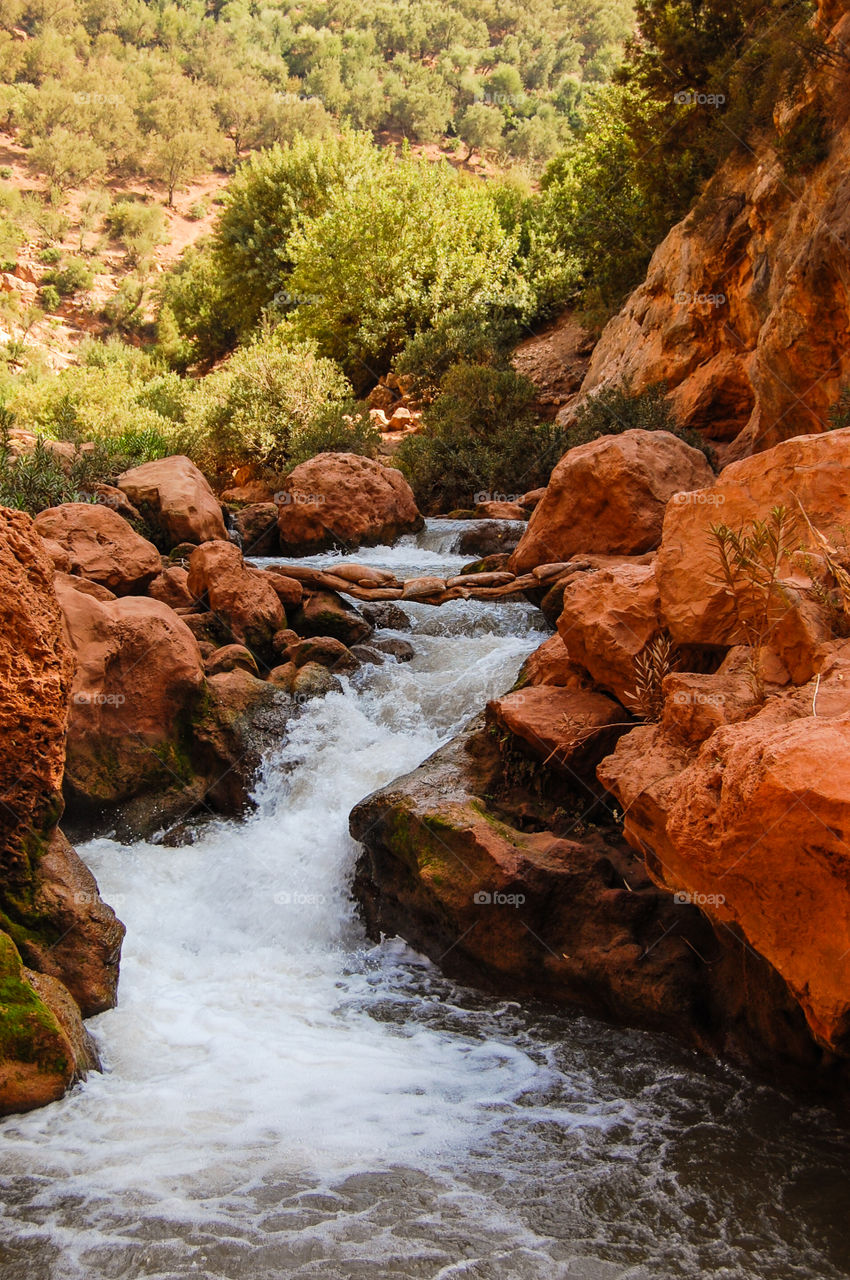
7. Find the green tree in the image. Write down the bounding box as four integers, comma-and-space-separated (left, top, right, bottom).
286, 150, 519, 386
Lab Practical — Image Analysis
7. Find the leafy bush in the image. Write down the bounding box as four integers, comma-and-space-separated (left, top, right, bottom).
395, 363, 566, 512
393, 308, 523, 404
44, 256, 93, 297
287, 150, 519, 387
107, 200, 167, 264
563, 380, 715, 463
187, 327, 352, 471
285, 401, 381, 471
828, 385, 850, 430
39, 284, 60, 311
776, 104, 830, 175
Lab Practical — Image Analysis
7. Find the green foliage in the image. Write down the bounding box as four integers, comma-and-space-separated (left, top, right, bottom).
710, 505, 799, 699
395, 362, 566, 511
563, 379, 715, 463
186, 326, 352, 471
776, 104, 830, 175
394, 307, 523, 404
285, 400, 381, 471
207, 131, 380, 342
286, 149, 519, 386
39, 283, 60, 311
43, 256, 93, 297
829, 385, 850, 431
106, 200, 167, 264
539, 0, 819, 319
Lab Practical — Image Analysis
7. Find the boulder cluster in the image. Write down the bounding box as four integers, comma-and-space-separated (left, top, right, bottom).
353, 425, 850, 1099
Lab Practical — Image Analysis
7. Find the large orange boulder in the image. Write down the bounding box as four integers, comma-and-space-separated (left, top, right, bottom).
598, 644, 850, 1056
187, 541, 285, 661
487, 686, 627, 785
117, 455, 227, 548
55, 574, 206, 809
0, 509, 123, 1111
557, 561, 663, 704
511, 430, 714, 572
33, 502, 162, 595
277, 452, 423, 554
657, 428, 850, 649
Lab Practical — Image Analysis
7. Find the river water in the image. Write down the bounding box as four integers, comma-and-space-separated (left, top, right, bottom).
1, 521, 848, 1280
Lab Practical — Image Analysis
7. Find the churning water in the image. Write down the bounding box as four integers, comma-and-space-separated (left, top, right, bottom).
1, 523, 848, 1280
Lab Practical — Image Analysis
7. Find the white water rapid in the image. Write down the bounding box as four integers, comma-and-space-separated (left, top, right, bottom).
0, 522, 848, 1280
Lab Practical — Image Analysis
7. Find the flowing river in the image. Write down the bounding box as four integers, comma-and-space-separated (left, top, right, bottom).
1, 522, 849, 1280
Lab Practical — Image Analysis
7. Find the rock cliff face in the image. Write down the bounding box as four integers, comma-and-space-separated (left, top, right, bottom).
0, 509, 124, 1113
566, 0, 850, 460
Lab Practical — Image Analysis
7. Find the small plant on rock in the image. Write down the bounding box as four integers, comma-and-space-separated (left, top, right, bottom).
627, 633, 681, 722
710, 505, 799, 700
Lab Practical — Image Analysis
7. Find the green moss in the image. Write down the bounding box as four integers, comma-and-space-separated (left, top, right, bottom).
0, 934, 70, 1072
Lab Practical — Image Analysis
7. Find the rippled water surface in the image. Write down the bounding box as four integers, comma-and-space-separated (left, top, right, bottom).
1, 523, 848, 1280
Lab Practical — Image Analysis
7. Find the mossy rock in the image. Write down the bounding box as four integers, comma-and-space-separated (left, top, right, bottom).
0, 932, 76, 1115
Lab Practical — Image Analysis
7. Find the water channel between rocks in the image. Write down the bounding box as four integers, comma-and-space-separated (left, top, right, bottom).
1, 521, 848, 1280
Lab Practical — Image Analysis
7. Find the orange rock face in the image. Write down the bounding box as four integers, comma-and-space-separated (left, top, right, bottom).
0, 510, 124, 1111
0, 509, 73, 862
117, 455, 228, 547
656, 428, 850, 651
277, 452, 423, 554
187, 542, 285, 661
33, 502, 162, 595
511, 430, 714, 572
55, 574, 205, 806
598, 648, 850, 1056
557, 561, 663, 704
572, 3, 850, 458
487, 686, 627, 781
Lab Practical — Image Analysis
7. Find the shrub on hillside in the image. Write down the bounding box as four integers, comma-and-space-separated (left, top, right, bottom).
565, 380, 714, 463
186, 327, 351, 471
286, 152, 518, 387
395, 363, 567, 512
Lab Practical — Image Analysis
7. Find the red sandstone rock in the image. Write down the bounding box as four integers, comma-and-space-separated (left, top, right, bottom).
187, 542, 285, 659
148, 565, 194, 610
511, 430, 714, 572
557, 561, 664, 704
34, 502, 161, 595
276, 453, 423, 554
598, 647, 850, 1054
55, 574, 205, 807
117, 455, 227, 547
656, 429, 850, 663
